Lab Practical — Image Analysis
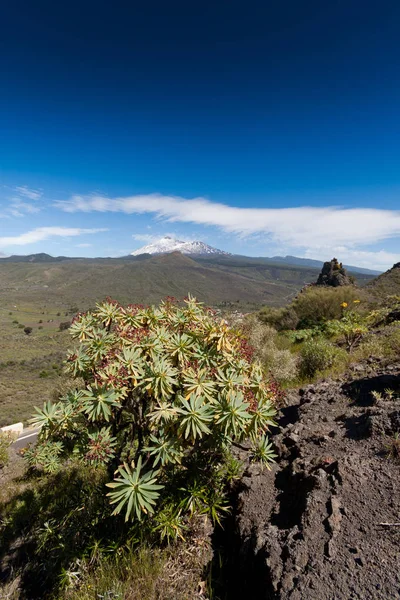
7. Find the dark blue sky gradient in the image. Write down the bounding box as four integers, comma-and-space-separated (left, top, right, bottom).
1, 0, 400, 205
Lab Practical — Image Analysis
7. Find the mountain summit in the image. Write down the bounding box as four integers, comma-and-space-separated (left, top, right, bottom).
131, 236, 230, 256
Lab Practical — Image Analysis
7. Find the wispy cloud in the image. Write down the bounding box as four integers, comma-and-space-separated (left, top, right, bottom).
0, 185, 44, 218
301, 247, 400, 271
7, 199, 41, 217
0, 227, 108, 248
56, 194, 400, 251
14, 186, 43, 201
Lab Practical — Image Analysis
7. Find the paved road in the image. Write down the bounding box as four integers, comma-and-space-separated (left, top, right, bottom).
12, 427, 41, 450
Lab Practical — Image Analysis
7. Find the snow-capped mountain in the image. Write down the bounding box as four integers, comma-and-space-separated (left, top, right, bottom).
131, 236, 230, 256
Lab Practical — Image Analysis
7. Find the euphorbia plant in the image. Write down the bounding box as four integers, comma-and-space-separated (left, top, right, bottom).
28, 296, 278, 530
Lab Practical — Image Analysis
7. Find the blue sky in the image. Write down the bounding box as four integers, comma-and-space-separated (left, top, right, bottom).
1, 0, 400, 269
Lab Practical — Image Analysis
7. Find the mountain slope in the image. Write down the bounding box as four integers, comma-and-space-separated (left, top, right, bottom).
366, 262, 400, 301
131, 236, 229, 256
0, 253, 376, 312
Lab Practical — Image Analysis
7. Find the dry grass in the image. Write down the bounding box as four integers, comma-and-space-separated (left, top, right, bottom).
62, 523, 212, 600
386, 434, 400, 462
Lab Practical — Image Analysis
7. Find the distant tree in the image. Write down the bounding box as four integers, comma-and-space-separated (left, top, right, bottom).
59, 321, 71, 331
24, 326, 33, 335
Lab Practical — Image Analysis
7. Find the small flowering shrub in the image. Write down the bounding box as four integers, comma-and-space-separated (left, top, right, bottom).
28, 296, 278, 530
325, 309, 368, 352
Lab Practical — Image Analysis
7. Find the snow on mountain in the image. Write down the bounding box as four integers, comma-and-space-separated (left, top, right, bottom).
131, 236, 230, 256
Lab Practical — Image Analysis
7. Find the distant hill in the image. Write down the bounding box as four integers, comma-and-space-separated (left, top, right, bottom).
0, 252, 376, 312
366, 262, 400, 301
0, 252, 73, 263
266, 255, 381, 275
0, 247, 381, 276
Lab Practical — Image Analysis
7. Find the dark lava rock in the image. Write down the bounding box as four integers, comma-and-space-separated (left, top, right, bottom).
226, 363, 400, 600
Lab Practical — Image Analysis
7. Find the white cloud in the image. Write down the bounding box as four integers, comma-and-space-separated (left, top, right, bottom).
56, 194, 400, 253
15, 186, 43, 201
8, 200, 41, 217
0, 227, 108, 248
303, 247, 399, 271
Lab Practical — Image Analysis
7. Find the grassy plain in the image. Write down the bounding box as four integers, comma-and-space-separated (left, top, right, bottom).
0, 300, 73, 426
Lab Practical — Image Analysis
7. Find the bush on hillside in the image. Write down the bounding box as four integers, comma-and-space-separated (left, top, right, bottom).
293, 286, 362, 328
354, 326, 400, 362
299, 339, 348, 379
258, 305, 299, 331
325, 310, 368, 352
243, 316, 298, 385
28, 296, 278, 530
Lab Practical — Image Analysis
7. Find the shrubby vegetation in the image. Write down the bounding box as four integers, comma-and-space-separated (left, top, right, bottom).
291, 286, 362, 328
0, 298, 279, 600
0, 296, 280, 598
256, 285, 400, 383
28, 296, 278, 525
0, 431, 15, 468
241, 315, 298, 385
299, 339, 347, 379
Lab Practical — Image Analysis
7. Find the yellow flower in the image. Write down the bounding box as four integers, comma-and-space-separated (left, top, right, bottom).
341, 302, 348, 308
353, 299, 360, 303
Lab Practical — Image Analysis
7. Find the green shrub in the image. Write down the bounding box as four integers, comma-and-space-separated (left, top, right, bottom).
293, 286, 362, 328
258, 306, 299, 331
243, 316, 298, 384
325, 310, 368, 352
354, 326, 400, 362
354, 335, 387, 361
386, 327, 400, 354
28, 297, 279, 529
0, 431, 15, 468
299, 339, 347, 379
